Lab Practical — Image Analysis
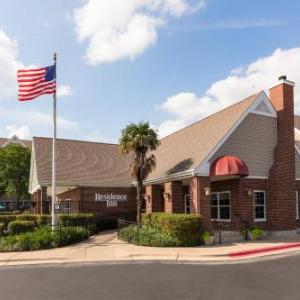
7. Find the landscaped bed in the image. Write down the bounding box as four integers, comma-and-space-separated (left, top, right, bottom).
119, 213, 203, 247
0, 213, 118, 252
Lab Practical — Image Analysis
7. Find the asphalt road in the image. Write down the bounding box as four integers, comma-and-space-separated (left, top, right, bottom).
1, 255, 300, 300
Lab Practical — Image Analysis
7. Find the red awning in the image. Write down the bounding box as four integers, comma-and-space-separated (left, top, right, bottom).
210, 156, 249, 177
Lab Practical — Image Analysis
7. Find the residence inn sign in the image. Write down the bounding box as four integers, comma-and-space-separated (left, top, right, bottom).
95, 192, 128, 207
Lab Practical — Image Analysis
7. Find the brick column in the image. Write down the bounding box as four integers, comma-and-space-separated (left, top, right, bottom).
190, 176, 212, 230
40, 186, 48, 214
145, 185, 162, 213
164, 181, 184, 213
268, 78, 296, 230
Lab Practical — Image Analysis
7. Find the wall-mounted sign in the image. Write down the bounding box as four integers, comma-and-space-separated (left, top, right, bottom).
95, 193, 128, 207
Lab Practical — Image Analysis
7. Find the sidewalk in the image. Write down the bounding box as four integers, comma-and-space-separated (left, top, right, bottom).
1, 230, 300, 266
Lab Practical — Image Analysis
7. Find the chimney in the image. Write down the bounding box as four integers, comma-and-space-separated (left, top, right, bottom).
268, 76, 296, 230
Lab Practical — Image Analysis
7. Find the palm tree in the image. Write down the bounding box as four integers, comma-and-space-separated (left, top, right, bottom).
120, 122, 160, 226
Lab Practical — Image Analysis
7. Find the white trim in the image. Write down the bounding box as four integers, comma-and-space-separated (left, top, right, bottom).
295, 144, 300, 156
211, 191, 231, 222
296, 191, 299, 220
184, 194, 190, 214
249, 93, 277, 117
253, 190, 267, 222
195, 91, 276, 176
143, 169, 194, 185
247, 176, 268, 179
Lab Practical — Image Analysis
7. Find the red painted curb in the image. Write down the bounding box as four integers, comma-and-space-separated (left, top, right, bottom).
229, 242, 300, 258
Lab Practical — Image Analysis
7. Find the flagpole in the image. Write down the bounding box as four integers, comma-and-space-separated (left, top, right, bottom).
51, 52, 57, 231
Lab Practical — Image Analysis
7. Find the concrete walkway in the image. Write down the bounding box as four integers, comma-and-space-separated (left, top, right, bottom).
1, 230, 300, 266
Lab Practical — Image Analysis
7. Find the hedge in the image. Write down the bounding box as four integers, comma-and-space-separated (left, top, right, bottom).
142, 213, 202, 245
8, 220, 35, 235
0, 226, 89, 252
16, 214, 38, 225
0, 215, 17, 227
119, 225, 182, 247
0, 222, 5, 236
58, 213, 95, 227
0, 213, 118, 234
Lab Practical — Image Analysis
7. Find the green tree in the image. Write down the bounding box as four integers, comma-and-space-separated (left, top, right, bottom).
120, 122, 160, 226
0, 144, 31, 208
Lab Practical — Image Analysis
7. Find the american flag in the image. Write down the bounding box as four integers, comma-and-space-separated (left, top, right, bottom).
17, 65, 56, 101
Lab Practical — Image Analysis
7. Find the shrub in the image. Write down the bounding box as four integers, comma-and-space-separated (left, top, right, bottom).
0, 226, 89, 252
0, 215, 16, 227
8, 220, 35, 235
0, 211, 20, 215
16, 214, 38, 225
200, 231, 213, 242
0, 222, 5, 236
142, 213, 202, 245
250, 227, 264, 240
119, 225, 182, 247
36, 215, 51, 226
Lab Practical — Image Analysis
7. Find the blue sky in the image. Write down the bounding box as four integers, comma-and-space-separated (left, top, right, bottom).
0, 0, 300, 142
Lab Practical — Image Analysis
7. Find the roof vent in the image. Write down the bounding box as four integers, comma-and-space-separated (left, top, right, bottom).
278, 75, 287, 81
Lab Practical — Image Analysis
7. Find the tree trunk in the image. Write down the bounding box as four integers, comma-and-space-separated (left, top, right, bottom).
137, 176, 143, 227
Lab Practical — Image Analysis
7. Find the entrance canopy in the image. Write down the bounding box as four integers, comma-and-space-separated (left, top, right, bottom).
210, 155, 249, 178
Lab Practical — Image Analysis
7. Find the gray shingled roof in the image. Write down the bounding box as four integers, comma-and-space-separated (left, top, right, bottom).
33, 137, 132, 187
146, 93, 260, 182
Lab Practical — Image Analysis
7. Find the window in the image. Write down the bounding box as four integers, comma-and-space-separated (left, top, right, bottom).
62, 199, 72, 214
254, 191, 266, 222
211, 192, 230, 221
296, 191, 299, 220
184, 194, 190, 214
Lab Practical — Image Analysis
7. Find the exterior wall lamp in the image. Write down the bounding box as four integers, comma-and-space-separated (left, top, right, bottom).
204, 187, 211, 196
144, 194, 151, 203
245, 188, 252, 196
163, 192, 171, 202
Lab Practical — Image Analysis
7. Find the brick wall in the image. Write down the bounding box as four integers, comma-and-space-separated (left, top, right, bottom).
268, 80, 296, 230
58, 186, 136, 218
31, 186, 48, 214
164, 181, 183, 213
145, 184, 163, 213
210, 178, 268, 231
190, 176, 212, 229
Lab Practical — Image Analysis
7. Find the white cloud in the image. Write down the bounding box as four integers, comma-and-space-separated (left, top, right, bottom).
5, 125, 31, 139
0, 30, 24, 100
157, 47, 300, 137
57, 85, 72, 97
73, 0, 205, 64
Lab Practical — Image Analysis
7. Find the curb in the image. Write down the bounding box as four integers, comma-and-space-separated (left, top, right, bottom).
229, 242, 300, 257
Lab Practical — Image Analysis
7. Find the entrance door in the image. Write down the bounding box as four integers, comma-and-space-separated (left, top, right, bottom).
184, 194, 190, 214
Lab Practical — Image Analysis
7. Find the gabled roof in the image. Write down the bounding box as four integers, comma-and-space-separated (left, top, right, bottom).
32, 137, 132, 187
146, 92, 261, 183
0, 135, 32, 148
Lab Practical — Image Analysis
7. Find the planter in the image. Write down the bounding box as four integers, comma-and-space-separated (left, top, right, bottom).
204, 235, 215, 246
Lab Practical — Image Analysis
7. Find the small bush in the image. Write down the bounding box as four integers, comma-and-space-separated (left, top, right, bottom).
0, 222, 5, 236
142, 213, 202, 245
0, 215, 16, 227
119, 225, 182, 247
0, 226, 89, 252
250, 227, 264, 240
8, 220, 35, 235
